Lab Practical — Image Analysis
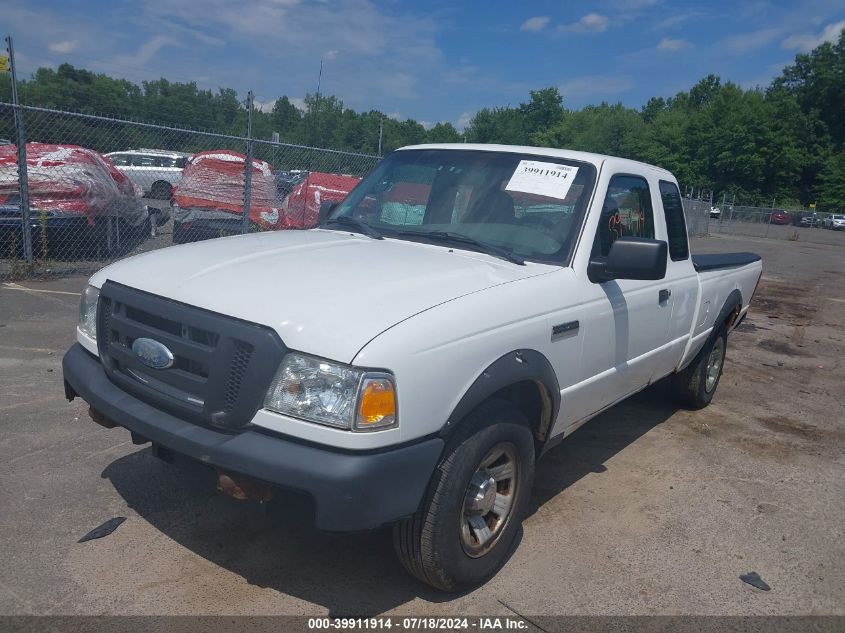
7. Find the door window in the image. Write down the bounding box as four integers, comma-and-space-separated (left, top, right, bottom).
659, 180, 689, 261
592, 174, 654, 258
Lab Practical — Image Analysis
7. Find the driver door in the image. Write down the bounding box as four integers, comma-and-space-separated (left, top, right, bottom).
563, 173, 674, 426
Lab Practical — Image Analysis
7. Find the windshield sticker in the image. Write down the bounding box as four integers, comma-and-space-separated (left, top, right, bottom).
505, 160, 579, 200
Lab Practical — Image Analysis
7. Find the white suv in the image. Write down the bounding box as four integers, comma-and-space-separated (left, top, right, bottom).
823, 213, 845, 230
105, 149, 190, 199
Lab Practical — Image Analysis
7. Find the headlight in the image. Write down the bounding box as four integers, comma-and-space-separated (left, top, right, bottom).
78, 284, 100, 340
263, 353, 397, 431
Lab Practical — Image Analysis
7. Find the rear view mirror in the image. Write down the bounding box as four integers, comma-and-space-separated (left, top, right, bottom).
588, 237, 668, 283
318, 201, 337, 225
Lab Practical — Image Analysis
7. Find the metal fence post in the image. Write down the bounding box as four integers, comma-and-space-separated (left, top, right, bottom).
241, 90, 254, 235
6, 35, 33, 265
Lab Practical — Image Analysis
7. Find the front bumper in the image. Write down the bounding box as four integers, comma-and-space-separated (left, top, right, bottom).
62, 343, 443, 531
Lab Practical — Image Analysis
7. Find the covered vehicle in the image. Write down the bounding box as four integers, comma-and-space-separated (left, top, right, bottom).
171, 150, 279, 243
279, 172, 361, 229
0, 143, 149, 258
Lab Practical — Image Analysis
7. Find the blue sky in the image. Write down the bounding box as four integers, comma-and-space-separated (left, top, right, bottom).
5, 0, 845, 129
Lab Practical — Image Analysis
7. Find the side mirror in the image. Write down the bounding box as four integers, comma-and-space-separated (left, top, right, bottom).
588, 237, 668, 283
318, 201, 337, 225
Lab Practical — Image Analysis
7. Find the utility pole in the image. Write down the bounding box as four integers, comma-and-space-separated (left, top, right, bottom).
378, 116, 384, 156
241, 90, 254, 235
313, 58, 323, 148
5, 35, 32, 264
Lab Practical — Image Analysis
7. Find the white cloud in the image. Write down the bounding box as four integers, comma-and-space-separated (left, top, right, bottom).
387, 111, 403, 121
608, 0, 662, 8
559, 75, 634, 98
718, 28, 783, 55
558, 13, 609, 34
456, 111, 474, 131
289, 98, 307, 111
48, 40, 78, 54
657, 37, 691, 51
521, 16, 550, 32
137, 0, 445, 103
781, 20, 845, 52
114, 36, 175, 67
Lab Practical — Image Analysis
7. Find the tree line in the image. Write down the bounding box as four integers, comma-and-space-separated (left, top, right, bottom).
1, 29, 843, 209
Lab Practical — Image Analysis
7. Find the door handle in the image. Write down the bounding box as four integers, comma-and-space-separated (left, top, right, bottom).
659, 289, 671, 303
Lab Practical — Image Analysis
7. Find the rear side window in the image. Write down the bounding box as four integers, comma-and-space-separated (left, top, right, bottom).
109, 154, 130, 166
131, 155, 156, 166
592, 174, 654, 258
659, 180, 689, 261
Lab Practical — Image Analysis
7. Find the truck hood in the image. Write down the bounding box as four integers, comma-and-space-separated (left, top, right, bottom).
90, 229, 553, 362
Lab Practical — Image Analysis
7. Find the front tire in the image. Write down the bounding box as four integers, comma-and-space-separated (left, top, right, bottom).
671, 325, 727, 409
393, 402, 535, 591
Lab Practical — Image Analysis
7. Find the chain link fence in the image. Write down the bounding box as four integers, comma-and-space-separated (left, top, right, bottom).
709, 204, 844, 245
13, 101, 840, 281
680, 199, 710, 238
0, 102, 380, 280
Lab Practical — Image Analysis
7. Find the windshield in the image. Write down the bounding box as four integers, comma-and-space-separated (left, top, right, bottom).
330, 149, 597, 265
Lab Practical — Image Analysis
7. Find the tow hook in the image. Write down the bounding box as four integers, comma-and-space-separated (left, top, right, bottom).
216, 471, 274, 502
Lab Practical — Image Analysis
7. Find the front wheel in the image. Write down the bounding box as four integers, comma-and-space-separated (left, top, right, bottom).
393, 402, 535, 591
671, 326, 727, 409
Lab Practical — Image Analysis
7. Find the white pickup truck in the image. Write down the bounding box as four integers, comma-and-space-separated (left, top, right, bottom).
63, 144, 762, 591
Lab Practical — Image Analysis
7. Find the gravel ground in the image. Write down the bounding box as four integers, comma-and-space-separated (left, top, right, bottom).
0, 232, 843, 617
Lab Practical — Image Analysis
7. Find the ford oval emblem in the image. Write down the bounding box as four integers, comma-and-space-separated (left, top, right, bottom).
131, 338, 174, 370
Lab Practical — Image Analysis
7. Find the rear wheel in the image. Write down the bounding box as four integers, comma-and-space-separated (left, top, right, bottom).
671, 326, 727, 409
393, 401, 535, 591
150, 181, 172, 200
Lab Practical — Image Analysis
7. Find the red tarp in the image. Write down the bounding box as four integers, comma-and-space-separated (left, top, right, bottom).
280, 172, 361, 228
0, 143, 146, 225
172, 150, 280, 228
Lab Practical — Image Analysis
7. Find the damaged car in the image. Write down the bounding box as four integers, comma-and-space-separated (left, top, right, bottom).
0, 143, 150, 259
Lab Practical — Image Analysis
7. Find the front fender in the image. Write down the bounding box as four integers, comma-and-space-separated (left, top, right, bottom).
444, 349, 560, 437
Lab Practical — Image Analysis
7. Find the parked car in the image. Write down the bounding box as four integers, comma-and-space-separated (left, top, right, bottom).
770, 210, 791, 225
0, 143, 150, 258
63, 144, 762, 591
822, 213, 845, 230
171, 150, 278, 243
793, 211, 820, 227
709, 206, 721, 218
104, 149, 189, 200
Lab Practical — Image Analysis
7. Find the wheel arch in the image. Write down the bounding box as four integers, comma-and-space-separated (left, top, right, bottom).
716, 288, 743, 332
442, 349, 560, 449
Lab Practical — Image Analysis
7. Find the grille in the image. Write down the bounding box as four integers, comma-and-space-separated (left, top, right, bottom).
223, 342, 254, 413
96, 280, 285, 429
